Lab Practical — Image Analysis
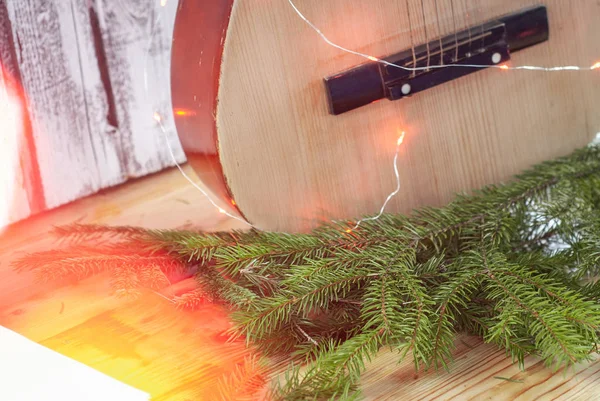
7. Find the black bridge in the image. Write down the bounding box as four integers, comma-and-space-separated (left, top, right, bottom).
324, 6, 549, 115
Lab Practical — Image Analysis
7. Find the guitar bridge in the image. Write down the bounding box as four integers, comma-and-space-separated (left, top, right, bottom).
324, 6, 549, 115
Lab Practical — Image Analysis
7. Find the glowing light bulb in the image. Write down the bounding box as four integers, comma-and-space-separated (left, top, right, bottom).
153, 112, 162, 122
500, 64, 509, 70
592, 61, 600, 70
218, 208, 226, 214
174, 108, 196, 117
397, 131, 406, 146
367, 56, 379, 62
345, 229, 352, 233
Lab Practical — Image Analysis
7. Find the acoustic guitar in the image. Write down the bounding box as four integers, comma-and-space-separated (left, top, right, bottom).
170, 0, 600, 232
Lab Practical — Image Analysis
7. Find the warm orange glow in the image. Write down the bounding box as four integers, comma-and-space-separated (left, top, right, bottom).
15, 291, 266, 399
230, 199, 237, 206
500, 64, 509, 70
397, 130, 406, 146
367, 56, 379, 62
345, 229, 352, 233
173, 108, 196, 117
0, 66, 23, 230
592, 61, 600, 70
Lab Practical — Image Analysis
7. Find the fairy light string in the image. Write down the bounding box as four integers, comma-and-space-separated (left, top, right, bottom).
152, 113, 256, 228
150, 0, 599, 234
287, 0, 600, 73
347, 131, 405, 233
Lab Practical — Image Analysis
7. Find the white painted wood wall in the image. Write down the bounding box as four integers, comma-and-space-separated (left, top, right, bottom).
0, 0, 185, 227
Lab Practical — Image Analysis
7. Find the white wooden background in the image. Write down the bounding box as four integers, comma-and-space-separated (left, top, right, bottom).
0, 0, 185, 228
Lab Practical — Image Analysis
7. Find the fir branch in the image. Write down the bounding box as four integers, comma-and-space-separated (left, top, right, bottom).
52, 224, 151, 242
234, 268, 376, 342
111, 265, 142, 299
13, 247, 131, 281
216, 356, 269, 401
173, 289, 209, 309
138, 265, 172, 289
484, 260, 591, 366
197, 267, 258, 309
12, 144, 600, 400
430, 268, 483, 370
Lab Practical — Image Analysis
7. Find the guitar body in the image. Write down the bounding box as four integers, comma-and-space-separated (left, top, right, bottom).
171, 0, 600, 232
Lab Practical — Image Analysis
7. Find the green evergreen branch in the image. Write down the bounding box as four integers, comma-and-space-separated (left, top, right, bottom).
485, 268, 582, 365
499, 268, 600, 331
237, 268, 377, 342
430, 269, 483, 369
11, 144, 600, 400
386, 256, 434, 369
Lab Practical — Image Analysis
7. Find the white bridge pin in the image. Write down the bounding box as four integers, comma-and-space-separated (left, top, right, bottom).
401, 83, 412, 95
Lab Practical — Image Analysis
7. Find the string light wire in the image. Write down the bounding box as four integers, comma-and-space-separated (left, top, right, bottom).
285, 0, 599, 231
349, 132, 405, 232
147, 0, 600, 234
152, 113, 255, 228
145, 1, 256, 228
150, 0, 405, 232
287, 0, 600, 73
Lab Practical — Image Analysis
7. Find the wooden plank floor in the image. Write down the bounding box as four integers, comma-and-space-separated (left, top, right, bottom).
0, 165, 598, 401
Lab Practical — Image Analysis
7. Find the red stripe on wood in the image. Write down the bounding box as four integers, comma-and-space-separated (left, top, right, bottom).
0, 0, 46, 215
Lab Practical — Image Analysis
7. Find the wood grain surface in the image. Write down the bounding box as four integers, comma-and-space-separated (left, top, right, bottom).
215, 0, 600, 232
0, 165, 598, 400
0, 0, 184, 227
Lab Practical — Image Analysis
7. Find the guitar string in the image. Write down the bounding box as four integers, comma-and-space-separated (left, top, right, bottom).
466, 0, 479, 52
463, 0, 472, 55
149, 0, 600, 234
450, 0, 459, 62
420, 0, 431, 70
473, 0, 483, 52
286, 0, 600, 72
470, 0, 484, 52
405, 0, 418, 75
434, 0, 444, 65
479, 0, 485, 50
